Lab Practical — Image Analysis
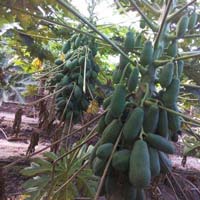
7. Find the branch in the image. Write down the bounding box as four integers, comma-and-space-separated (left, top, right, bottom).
57, 0, 134, 65
167, 0, 197, 22
154, 0, 173, 48
129, 0, 158, 32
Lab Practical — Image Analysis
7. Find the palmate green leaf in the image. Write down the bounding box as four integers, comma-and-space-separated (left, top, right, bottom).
43, 151, 58, 161
20, 162, 52, 176
22, 175, 49, 189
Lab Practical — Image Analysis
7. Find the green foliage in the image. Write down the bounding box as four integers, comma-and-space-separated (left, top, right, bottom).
21, 145, 97, 200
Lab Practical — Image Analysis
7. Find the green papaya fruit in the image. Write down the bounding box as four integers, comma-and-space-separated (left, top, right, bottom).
112, 149, 130, 172
145, 133, 175, 154
123, 107, 144, 142
127, 67, 139, 92
129, 140, 151, 188
159, 62, 174, 88
140, 41, 153, 66
96, 143, 113, 160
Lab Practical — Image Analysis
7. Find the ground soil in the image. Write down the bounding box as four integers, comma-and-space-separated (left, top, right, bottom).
0, 102, 200, 200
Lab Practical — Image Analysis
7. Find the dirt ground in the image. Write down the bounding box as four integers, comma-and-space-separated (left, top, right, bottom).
0, 102, 200, 200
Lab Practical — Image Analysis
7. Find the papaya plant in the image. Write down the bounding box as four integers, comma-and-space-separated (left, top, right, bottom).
84, 1, 200, 199
21, 145, 97, 200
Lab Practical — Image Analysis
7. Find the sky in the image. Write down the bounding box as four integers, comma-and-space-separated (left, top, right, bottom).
71, 0, 140, 27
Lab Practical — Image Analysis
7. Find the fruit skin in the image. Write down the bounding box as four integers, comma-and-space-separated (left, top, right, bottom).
119, 55, 129, 69
97, 115, 106, 134
135, 33, 142, 48
96, 143, 113, 160
62, 40, 70, 54
92, 157, 106, 176
145, 133, 175, 154
143, 104, 159, 133
104, 109, 114, 125
110, 84, 126, 117
103, 95, 112, 110
159, 151, 172, 174
60, 75, 69, 86
101, 119, 123, 144
74, 85, 82, 100
54, 59, 63, 66
124, 31, 135, 53
176, 15, 189, 38
112, 69, 122, 84
177, 60, 184, 78
162, 78, 180, 106
159, 62, 174, 88
55, 73, 64, 82
157, 109, 169, 138
136, 189, 145, 200
89, 141, 101, 167
123, 107, 144, 142
127, 67, 139, 92
167, 41, 178, 57
129, 140, 151, 188
140, 41, 153, 66
112, 149, 130, 172
167, 104, 181, 132
188, 12, 198, 30
149, 147, 160, 177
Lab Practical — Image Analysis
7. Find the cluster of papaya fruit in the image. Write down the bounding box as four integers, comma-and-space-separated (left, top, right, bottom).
49, 33, 100, 122
89, 20, 190, 198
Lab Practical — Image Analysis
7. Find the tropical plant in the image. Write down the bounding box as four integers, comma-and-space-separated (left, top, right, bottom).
21, 145, 97, 200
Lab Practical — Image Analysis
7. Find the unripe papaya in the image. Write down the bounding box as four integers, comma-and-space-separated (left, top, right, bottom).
127, 67, 139, 92
119, 55, 129, 69
55, 59, 63, 66
143, 104, 159, 133
162, 78, 180, 106
176, 15, 189, 38
135, 33, 142, 48
188, 12, 198, 30
124, 31, 135, 52
167, 40, 178, 57
62, 40, 70, 54
74, 85, 82, 99
103, 95, 112, 110
159, 62, 174, 88
112, 69, 122, 84
92, 157, 106, 176
159, 151, 172, 174
104, 109, 114, 125
96, 143, 113, 160
129, 140, 151, 188
136, 189, 145, 200
177, 60, 184, 78
112, 149, 130, 172
89, 140, 101, 167
110, 84, 126, 117
157, 109, 169, 138
145, 133, 175, 154
148, 147, 160, 177
167, 104, 181, 132
97, 116, 106, 134
140, 41, 153, 66
101, 119, 123, 144
123, 107, 144, 142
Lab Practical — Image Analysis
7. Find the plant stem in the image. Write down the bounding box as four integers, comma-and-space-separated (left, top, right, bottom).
129, 0, 158, 32
145, 100, 200, 126
166, 0, 197, 22
154, 52, 200, 66
57, 0, 133, 65
154, 0, 173, 48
